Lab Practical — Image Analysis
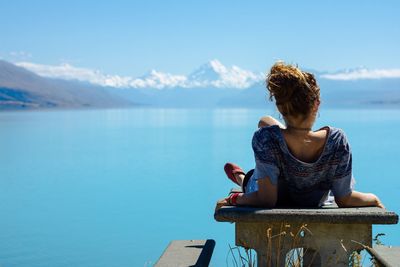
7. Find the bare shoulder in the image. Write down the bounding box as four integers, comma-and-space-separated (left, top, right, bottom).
313, 126, 329, 140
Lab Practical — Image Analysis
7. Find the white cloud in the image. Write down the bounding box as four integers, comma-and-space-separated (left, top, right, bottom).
9, 51, 32, 59
16, 60, 264, 89
13, 60, 400, 87
320, 68, 400, 80
16, 62, 189, 89
130, 70, 187, 89
16, 62, 131, 87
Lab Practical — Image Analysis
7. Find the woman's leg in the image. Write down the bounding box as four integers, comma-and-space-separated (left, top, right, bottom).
232, 170, 254, 193
242, 169, 254, 193
233, 172, 245, 187
224, 163, 254, 193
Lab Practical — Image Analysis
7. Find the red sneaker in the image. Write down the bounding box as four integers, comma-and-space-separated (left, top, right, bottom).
224, 163, 245, 185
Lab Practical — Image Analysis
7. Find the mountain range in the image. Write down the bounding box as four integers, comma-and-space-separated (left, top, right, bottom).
0, 60, 132, 110
1, 59, 399, 110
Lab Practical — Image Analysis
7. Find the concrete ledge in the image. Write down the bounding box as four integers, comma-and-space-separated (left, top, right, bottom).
155, 239, 215, 267
369, 245, 400, 267
215, 206, 399, 224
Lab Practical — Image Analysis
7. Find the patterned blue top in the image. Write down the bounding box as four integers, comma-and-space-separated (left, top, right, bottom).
246, 125, 354, 207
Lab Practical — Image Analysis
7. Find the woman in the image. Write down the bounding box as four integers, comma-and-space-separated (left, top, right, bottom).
217, 62, 384, 209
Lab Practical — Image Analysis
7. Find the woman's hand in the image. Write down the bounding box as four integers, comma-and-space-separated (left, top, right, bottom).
335, 191, 385, 209
215, 197, 229, 211
375, 197, 385, 209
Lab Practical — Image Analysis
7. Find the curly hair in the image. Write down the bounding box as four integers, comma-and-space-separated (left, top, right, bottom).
267, 61, 320, 118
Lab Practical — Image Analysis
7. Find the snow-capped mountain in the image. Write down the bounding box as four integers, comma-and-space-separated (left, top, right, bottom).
2, 59, 400, 110
187, 59, 264, 89
0, 60, 132, 109
188, 60, 223, 83
15, 59, 400, 90
129, 69, 187, 89
320, 67, 400, 80
16, 59, 264, 90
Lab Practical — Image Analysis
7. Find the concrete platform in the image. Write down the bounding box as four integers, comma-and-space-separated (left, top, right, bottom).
215, 206, 398, 266
215, 206, 399, 224
370, 245, 400, 267
155, 239, 215, 267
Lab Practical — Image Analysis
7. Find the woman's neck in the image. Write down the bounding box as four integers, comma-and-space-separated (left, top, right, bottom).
284, 116, 315, 133
286, 124, 312, 132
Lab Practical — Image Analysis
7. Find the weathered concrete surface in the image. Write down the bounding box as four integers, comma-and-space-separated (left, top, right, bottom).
215, 206, 398, 266
155, 239, 215, 267
215, 206, 399, 224
236, 222, 372, 267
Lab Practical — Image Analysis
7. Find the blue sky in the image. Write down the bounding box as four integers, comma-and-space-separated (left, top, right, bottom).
1, 0, 399, 77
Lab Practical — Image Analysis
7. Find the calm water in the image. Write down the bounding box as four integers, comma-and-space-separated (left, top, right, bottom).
0, 108, 399, 266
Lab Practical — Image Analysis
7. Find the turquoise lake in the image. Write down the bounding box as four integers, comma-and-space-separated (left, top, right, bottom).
0, 108, 399, 266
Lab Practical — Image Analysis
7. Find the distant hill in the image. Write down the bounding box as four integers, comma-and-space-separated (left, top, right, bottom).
318, 78, 400, 108
0, 60, 133, 110
111, 79, 400, 109
107, 61, 400, 109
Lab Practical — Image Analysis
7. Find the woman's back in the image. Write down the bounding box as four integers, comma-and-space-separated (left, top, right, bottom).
246, 125, 353, 207
282, 127, 329, 163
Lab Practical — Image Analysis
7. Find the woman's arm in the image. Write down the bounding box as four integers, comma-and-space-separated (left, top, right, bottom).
335, 191, 385, 208
258, 116, 285, 129
215, 176, 278, 210
237, 177, 277, 207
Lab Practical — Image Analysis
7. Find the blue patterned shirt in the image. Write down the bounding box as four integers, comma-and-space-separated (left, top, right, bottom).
246, 125, 354, 207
